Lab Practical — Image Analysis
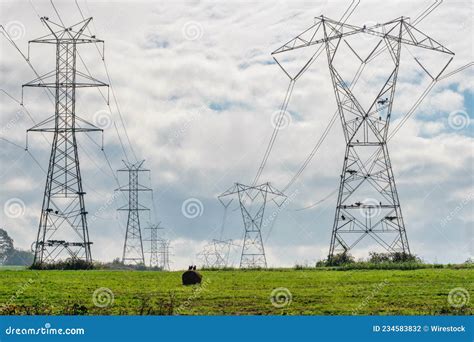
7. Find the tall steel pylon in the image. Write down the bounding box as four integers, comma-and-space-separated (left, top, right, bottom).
144, 222, 164, 268
272, 16, 454, 259
116, 160, 151, 265
158, 239, 171, 271
219, 183, 286, 268
23, 17, 108, 265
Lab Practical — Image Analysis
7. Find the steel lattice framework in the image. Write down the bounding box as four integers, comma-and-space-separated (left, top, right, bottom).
144, 222, 164, 268
117, 160, 151, 265
272, 16, 454, 259
219, 183, 286, 268
158, 239, 171, 271
24, 17, 108, 265
197, 239, 234, 268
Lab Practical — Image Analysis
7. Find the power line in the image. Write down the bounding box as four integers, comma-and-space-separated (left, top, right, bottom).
74, 0, 138, 162
251, 0, 361, 187
282, 0, 451, 209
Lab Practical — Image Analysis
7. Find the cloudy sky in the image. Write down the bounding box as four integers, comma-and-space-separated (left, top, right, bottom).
0, 0, 472, 269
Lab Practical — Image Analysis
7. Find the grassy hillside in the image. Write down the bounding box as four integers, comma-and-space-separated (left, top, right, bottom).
0, 268, 472, 315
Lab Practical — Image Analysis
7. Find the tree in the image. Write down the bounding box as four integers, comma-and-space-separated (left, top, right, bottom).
0, 228, 34, 266
4, 250, 34, 266
0, 228, 14, 264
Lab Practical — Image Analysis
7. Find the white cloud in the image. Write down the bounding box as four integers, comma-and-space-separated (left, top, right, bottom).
0, 0, 472, 268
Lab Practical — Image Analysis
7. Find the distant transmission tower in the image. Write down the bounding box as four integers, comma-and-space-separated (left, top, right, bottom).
158, 239, 171, 270
272, 16, 453, 259
117, 160, 151, 265
144, 222, 164, 268
24, 17, 108, 265
197, 239, 234, 268
219, 183, 286, 268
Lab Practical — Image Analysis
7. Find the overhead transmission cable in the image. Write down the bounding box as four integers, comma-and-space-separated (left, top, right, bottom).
280, 0, 450, 209
74, 0, 138, 162
251, 0, 360, 187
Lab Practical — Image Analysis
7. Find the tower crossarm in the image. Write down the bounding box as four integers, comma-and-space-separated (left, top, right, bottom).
25, 16, 109, 265
272, 16, 454, 56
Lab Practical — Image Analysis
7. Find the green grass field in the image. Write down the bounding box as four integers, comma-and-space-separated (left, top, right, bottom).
0, 268, 472, 315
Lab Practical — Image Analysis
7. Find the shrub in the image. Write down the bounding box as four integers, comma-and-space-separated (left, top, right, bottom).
391, 252, 420, 263
30, 259, 93, 270
368, 252, 392, 264
326, 252, 354, 266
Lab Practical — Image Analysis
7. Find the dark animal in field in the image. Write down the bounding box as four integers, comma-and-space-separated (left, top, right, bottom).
182, 268, 202, 285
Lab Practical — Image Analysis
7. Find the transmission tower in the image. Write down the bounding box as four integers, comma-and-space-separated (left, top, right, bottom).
219, 183, 286, 268
197, 239, 234, 268
158, 239, 171, 271
116, 160, 151, 265
23, 17, 108, 265
271, 16, 454, 259
144, 222, 164, 268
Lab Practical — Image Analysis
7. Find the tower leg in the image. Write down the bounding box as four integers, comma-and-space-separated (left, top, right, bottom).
328, 143, 410, 259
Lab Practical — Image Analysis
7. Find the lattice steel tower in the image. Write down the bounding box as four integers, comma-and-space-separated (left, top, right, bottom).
197, 239, 234, 268
158, 240, 171, 271
145, 222, 163, 268
219, 183, 286, 268
117, 160, 151, 265
272, 16, 453, 259
24, 17, 107, 265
